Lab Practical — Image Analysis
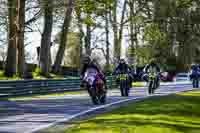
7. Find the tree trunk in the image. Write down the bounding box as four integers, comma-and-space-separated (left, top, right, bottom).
52, 0, 74, 73
39, 0, 53, 76
5, 0, 17, 77
128, 0, 135, 65
118, 0, 127, 51
49, 42, 52, 72
76, 12, 84, 72
85, 24, 92, 56
105, 10, 110, 71
111, 0, 127, 63
16, 0, 26, 78
112, 0, 119, 62
128, 0, 138, 65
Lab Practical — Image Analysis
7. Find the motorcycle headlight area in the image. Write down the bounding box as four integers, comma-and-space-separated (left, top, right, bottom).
86, 77, 95, 86
88, 79, 93, 85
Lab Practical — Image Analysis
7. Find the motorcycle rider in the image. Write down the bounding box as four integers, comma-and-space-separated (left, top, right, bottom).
143, 59, 160, 87
190, 64, 200, 80
113, 59, 132, 88
80, 55, 107, 91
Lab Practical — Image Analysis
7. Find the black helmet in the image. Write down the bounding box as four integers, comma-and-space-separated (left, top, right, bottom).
119, 59, 126, 64
82, 54, 91, 64
150, 58, 156, 65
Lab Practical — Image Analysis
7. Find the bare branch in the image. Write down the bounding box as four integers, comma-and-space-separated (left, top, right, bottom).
26, 5, 40, 12
34, 23, 42, 35
25, 9, 42, 25
25, 41, 33, 47
25, 25, 35, 32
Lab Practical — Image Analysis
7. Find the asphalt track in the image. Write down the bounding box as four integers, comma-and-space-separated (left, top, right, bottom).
0, 83, 196, 133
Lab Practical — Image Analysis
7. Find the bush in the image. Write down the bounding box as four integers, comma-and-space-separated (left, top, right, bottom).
32, 67, 42, 79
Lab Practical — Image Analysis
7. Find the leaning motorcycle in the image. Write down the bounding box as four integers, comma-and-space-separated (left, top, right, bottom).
148, 72, 159, 94
83, 69, 107, 105
116, 73, 129, 96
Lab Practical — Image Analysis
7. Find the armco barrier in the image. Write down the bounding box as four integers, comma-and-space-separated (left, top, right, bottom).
0, 76, 191, 97
0, 79, 80, 97
0, 76, 115, 97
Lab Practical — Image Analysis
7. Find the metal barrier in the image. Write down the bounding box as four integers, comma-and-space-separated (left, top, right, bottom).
0, 79, 80, 97
0, 76, 115, 97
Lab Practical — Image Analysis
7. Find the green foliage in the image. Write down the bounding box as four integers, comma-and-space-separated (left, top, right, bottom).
32, 67, 49, 79
54, 32, 80, 68
82, 16, 95, 26
161, 56, 178, 72
176, 0, 193, 8
141, 23, 169, 66
11, 74, 20, 80
0, 70, 4, 79
75, 0, 113, 26
77, 0, 113, 13
0, 70, 21, 80
135, 46, 153, 65
32, 67, 65, 79
32, 67, 41, 78
103, 64, 114, 74
144, 24, 167, 45
64, 32, 80, 68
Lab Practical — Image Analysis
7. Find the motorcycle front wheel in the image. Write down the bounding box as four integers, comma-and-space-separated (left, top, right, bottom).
148, 81, 153, 94
87, 87, 99, 105
99, 94, 106, 104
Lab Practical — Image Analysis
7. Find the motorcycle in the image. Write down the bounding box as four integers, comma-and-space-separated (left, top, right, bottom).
148, 72, 159, 94
83, 68, 107, 105
116, 72, 129, 96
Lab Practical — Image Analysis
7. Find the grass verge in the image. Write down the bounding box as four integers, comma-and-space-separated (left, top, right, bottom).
40, 90, 200, 133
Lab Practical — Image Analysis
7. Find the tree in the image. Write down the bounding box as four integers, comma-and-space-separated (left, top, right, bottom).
52, 0, 74, 73
39, 0, 53, 76
110, 0, 127, 62
16, 0, 26, 77
63, 32, 80, 68
75, 0, 113, 63
105, 6, 110, 71
5, 0, 17, 77
54, 32, 80, 68
76, 9, 84, 70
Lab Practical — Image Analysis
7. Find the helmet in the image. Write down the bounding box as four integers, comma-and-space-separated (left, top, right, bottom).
149, 58, 156, 65
91, 58, 96, 64
191, 63, 195, 68
82, 54, 91, 64
119, 58, 126, 64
